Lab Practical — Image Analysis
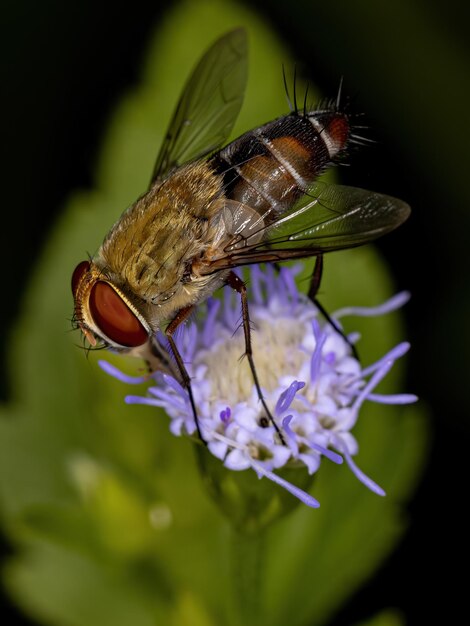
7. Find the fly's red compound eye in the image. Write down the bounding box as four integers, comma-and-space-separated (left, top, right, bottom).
72, 260, 91, 296
89, 281, 148, 347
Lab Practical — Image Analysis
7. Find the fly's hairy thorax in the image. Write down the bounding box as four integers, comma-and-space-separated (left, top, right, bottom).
96, 161, 226, 325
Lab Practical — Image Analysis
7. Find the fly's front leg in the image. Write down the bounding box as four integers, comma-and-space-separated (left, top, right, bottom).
225, 271, 286, 445
308, 254, 359, 361
165, 306, 206, 443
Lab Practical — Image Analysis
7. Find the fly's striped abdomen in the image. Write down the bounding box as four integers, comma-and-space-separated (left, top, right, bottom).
210, 110, 350, 223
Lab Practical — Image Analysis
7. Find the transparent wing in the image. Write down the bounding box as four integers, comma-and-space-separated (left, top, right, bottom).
205, 183, 411, 271
150, 28, 248, 184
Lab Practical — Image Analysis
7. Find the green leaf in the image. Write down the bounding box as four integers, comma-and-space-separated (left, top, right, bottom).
4, 542, 172, 626
0, 1, 428, 625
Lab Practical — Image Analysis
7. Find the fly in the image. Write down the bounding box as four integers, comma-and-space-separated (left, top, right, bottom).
71, 29, 410, 443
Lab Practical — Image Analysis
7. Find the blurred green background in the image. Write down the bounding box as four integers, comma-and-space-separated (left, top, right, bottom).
0, 0, 468, 624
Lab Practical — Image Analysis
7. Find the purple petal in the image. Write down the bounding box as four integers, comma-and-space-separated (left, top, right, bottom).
250, 265, 264, 305
264, 263, 276, 294
312, 318, 322, 342
309, 442, 343, 464
282, 415, 299, 454
361, 342, 410, 377
310, 330, 327, 383
98, 360, 149, 384
125, 395, 162, 406
181, 323, 198, 361
223, 286, 239, 330
251, 461, 320, 508
324, 351, 336, 366
275, 381, 305, 415
147, 388, 187, 410
162, 374, 187, 399
280, 266, 298, 306
352, 360, 394, 413
342, 448, 386, 496
362, 392, 418, 405
334, 291, 411, 319
220, 407, 231, 423
203, 299, 221, 346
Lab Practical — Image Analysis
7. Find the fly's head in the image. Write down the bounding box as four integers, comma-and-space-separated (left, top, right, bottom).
71, 260, 151, 352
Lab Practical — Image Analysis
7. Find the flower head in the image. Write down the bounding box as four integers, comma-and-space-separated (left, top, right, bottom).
100, 264, 416, 508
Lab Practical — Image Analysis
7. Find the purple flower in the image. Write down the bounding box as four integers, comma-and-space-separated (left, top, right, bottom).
100, 265, 416, 508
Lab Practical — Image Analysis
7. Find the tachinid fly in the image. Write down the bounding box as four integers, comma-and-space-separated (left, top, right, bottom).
71, 29, 410, 441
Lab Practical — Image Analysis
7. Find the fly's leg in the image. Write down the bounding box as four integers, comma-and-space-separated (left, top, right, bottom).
307, 253, 324, 301
165, 306, 206, 443
308, 254, 359, 360
226, 271, 286, 445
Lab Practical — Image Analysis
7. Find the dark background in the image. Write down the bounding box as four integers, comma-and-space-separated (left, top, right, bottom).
1, 0, 468, 623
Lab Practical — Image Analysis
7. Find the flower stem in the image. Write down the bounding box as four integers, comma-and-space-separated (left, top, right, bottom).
230, 528, 265, 626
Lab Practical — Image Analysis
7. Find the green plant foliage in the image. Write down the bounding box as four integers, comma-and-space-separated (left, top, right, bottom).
0, 1, 427, 624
